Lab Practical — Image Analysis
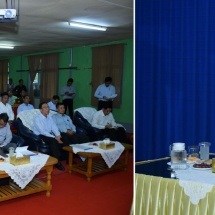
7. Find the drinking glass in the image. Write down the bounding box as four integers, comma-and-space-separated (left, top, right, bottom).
188, 145, 199, 157
9, 147, 14, 157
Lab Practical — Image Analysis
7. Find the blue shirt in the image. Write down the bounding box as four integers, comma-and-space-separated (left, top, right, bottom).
94, 83, 116, 101
61, 86, 76, 100
52, 113, 76, 133
17, 103, 34, 114
33, 113, 60, 138
0, 123, 12, 146
47, 101, 57, 111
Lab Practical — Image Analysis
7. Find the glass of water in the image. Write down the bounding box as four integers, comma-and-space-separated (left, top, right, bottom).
188, 145, 199, 157
9, 147, 15, 157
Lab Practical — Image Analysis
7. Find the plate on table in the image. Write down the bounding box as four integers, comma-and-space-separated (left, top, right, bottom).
167, 162, 189, 170
167, 161, 188, 166
187, 157, 199, 164
167, 161, 193, 165
194, 159, 212, 165
192, 167, 211, 171
192, 163, 212, 170
187, 161, 196, 164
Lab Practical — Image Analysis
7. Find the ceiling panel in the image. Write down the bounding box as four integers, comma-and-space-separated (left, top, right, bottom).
0, 0, 133, 59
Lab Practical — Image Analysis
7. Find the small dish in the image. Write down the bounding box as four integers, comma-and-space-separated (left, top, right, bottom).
194, 159, 212, 165
171, 165, 189, 170
187, 157, 199, 163
187, 160, 196, 164
167, 162, 189, 170
192, 162, 212, 169
192, 167, 211, 171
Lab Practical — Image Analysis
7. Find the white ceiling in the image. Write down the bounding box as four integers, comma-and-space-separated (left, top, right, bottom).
0, 0, 133, 59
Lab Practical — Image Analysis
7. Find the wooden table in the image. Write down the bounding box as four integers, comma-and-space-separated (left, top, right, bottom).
63, 143, 133, 181
0, 155, 57, 202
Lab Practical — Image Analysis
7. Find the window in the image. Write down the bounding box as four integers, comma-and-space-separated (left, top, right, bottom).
91, 44, 124, 108
33, 72, 41, 98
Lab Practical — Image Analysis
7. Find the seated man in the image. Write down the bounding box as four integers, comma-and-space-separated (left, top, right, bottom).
52, 103, 89, 144
18, 89, 27, 104
32, 102, 67, 171
0, 92, 14, 125
91, 103, 131, 144
7, 89, 17, 108
17, 95, 34, 114
0, 113, 17, 153
48, 95, 60, 111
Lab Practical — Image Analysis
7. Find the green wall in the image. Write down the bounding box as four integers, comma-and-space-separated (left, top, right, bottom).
8, 39, 133, 125
9, 56, 28, 86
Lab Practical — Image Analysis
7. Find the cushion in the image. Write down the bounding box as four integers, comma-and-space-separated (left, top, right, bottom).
74, 107, 97, 124
17, 109, 57, 131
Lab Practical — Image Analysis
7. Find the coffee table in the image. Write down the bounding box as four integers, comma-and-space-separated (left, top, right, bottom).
63, 143, 133, 181
0, 155, 57, 202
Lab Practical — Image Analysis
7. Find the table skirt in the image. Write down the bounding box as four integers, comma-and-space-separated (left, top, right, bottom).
134, 173, 215, 215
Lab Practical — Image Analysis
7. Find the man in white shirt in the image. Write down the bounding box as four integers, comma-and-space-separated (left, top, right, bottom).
32, 102, 66, 171
17, 95, 34, 114
91, 103, 131, 144
47, 95, 60, 111
94, 76, 116, 110
61, 78, 76, 119
0, 92, 14, 125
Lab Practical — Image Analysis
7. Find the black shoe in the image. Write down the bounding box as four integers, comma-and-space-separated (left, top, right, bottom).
55, 162, 65, 171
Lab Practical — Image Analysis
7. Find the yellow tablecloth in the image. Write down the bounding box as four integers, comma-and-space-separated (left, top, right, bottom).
134, 173, 215, 215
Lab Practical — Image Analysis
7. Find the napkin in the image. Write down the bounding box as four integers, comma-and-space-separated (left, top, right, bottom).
15, 146, 33, 157
15, 146, 28, 152
16, 151, 24, 158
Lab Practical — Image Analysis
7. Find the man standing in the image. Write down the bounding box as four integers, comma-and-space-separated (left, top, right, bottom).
91, 103, 131, 144
61, 78, 76, 119
17, 95, 34, 114
47, 95, 60, 111
32, 102, 66, 171
52, 103, 89, 144
6, 78, 14, 92
94, 76, 116, 110
13, 79, 27, 97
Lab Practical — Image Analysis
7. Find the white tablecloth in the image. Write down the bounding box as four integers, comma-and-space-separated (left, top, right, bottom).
174, 163, 215, 204
71, 141, 125, 168
0, 154, 49, 189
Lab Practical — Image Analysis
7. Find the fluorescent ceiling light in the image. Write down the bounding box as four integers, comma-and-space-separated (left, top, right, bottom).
0, 45, 14, 49
69, 21, 107, 31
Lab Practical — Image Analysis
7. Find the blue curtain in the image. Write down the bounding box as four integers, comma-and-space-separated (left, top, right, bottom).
136, 0, 215, 161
